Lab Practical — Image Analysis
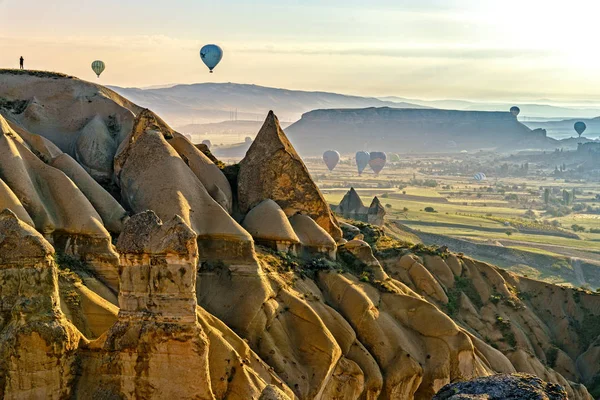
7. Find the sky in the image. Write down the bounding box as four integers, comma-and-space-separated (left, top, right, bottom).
2, 0, 600, 103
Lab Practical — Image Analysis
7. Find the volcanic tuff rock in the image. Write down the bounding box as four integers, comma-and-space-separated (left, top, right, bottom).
0, 209, 82, 399
335, 188, 386, 226
242, 199, 301, 253
238, 111, 342, 241
0, 71, 598, 400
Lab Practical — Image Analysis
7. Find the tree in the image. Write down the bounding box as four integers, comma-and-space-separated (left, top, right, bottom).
505, 231, 512, 237
544, 188, 550, 205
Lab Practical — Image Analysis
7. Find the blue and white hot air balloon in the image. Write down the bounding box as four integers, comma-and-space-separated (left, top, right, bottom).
473, 172, 487, 182
200, 44, 223, 73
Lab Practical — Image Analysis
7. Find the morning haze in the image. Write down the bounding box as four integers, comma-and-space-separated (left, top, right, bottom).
0, 1, 599, 399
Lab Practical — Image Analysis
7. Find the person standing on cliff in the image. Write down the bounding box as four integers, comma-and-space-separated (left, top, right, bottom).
19, 56, 24, 69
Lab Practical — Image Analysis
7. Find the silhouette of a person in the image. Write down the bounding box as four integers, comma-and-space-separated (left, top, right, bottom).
19, 56, 24, 70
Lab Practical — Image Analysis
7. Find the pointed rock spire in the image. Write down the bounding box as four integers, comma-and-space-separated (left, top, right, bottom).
238, 111, 342, 241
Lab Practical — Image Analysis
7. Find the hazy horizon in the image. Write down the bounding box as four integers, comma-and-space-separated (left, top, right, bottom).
3, 1, 600, 103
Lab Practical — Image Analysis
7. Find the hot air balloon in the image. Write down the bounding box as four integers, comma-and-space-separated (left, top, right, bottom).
510, 106, 520, 117
369, 152, 387, 175
388, 153, 401, 163
200, 44, 223, 73
202, 139, 212, 149
245, 136, 253, 144
355, 151, 370, 175
574, 121, 586, 138
323, 150, 340, 171
473, 172, 487, 182
91, 60, 105, 78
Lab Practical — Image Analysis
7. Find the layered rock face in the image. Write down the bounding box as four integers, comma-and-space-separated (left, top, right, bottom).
115, 109, 256, 263
77, 211, 294, 399
285, 107, 554, 155
0, 70, 140, 182
0, 71, 597, 399
238, 111, 342, 241
76, 211, 215, 399
0, 209, 82, 399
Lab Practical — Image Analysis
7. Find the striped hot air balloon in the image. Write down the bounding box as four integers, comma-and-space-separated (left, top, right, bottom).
473, 172, 487, 182
91, 60, 105, 78
369, 152, 387, 174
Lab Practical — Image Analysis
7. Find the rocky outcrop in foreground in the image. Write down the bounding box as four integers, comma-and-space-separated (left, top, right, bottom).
0, 70, 597, 399
433, 373, 568, 400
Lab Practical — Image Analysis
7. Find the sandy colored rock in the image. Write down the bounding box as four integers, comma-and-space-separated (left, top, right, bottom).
243, 199, 300, 252
77, 211, 214, 399
168, 133, 233, 213
0, 70, 139, 181
0, 209, 82, 399
289, 213, 337, 258
116, 110, 255, 262
238, 111, 342, 241
0, 115, 119, 288
0, 177, 34, 226
51, 153, 127, 233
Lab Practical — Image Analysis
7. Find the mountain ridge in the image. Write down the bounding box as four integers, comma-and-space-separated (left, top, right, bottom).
109, 82, 428, 126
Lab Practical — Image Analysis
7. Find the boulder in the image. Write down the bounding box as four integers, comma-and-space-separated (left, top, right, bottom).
238, 111, 342, 241
289, 213, 337, 258
242, 199, 300, 253
433, 373, 568, 400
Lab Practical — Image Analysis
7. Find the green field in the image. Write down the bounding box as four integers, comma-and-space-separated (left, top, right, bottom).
312, 154, 600, 272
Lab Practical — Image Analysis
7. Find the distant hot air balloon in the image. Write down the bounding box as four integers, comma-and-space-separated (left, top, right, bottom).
510, 106, 520, 117
323, 150, 340, 171
200, 44, 223, 73
473, 172, 487, 182
245, 136, 253, 144
202, 139, 212, 149
355, 151, 370, 175
369, 152, 387, 175
91, 60, 105, 78
388, 153, 401, 163
574, 121, 586, 138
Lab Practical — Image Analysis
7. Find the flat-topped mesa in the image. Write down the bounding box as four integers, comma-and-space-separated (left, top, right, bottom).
116, 110, 256, 263
115, 211, 198, 324
0, 209, 81, 399
242, 199, 300, 254
238, 111, 343, 242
